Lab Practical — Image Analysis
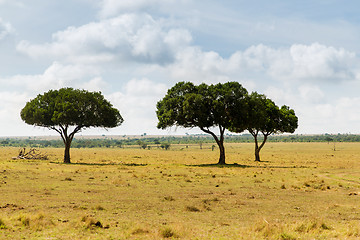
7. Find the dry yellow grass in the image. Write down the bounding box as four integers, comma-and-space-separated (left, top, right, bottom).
0, 142, 359, 239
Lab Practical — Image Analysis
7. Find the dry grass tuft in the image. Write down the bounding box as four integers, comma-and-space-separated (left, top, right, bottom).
279, 232, 297, 240
132, 227, 150, 235
303, 179, 329, 190
346, 224, 360, 237
295, 219, 332, 233
161, 227, 177, 238
18, 215, 30, 227
15, 213, 54, 231
94, 205, 105, 211
186, 206, 200, 212
164, 196, 175, 201
0, 218, 7, 229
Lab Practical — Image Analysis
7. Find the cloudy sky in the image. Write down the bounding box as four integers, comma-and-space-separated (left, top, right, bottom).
1, 0, 360, 137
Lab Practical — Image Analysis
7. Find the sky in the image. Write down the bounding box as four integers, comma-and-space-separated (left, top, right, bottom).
1, 0, 360, 137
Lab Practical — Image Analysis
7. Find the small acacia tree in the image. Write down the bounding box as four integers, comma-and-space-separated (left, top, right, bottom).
156, 81, 248, 164
21, 88, 123, 163
231, 92, 298, 161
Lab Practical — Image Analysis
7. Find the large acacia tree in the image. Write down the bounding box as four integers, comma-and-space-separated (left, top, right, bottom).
231, 92, 298, 161
156, 81, 248, 164
21, 88, 123, 163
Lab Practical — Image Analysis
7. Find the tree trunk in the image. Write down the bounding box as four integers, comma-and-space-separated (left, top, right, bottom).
255, 148, 261, 162
64, 140, 71, 164
254, 133, 261, 162
252, 131, 268, 162
217, 140, 226, 164
200, 125, 226, 164
52, 124, 82, 164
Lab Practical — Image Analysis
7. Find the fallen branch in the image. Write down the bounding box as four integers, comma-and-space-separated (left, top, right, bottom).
12, 148, 48, 160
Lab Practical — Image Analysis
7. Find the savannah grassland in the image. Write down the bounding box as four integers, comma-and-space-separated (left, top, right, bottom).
0, 142, 360, 239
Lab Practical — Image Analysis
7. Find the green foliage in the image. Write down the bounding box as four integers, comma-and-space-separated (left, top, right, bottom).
156, 81, 248, 164
20, 88, 123, 163
229, 91, 298, 161
161, 143, 171, 150
156, 81, 248, 130
21, 88, 123, 129
230, 92, 298, 136
279, 105, 298, 133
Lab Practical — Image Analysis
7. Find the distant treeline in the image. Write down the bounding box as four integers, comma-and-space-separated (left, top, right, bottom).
0, 134, 358, 148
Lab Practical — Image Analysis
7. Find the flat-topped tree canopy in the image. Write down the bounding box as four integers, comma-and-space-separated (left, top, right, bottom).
156, 81, 248, 164
21, 88, 122, 128
21, 88, 123, 163
229, 92, 298, 161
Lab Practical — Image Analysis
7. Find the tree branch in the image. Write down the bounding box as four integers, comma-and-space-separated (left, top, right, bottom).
59, 124, 69, 144
258, 131, 272, 151
69, 125, 83, 142
50, 126, 66, 144
219, 125, 225, 142
200, 126, 220, 144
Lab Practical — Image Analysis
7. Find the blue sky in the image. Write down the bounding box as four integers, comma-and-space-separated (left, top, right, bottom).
1, 0, 360, 136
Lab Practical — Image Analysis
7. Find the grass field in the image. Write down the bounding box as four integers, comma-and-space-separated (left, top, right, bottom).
0, 142, 360, 239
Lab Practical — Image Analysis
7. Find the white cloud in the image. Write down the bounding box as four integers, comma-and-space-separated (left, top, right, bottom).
263, 85, 360, 134
334, 97, 360, 122
0, 91, 31, 136
98, 0, 189, 18
163, 43, 359, 86
16, 6, 358, 87
0, 92, 28, 113
166, 46, 229, 83
0, 62, 104, 92
301, 97, 360, 134
79, 77, 107, 92
289, 43, 356, 81
0, 0, 11, 4
0, 18, 14, 40
298, 85, 325, 104
0, 0, 24, 7
264, 86, 291, 104
9, 0, 360, 137
17, 14, 192, 65
107, 78, 167, 134
232, 43, 358, 83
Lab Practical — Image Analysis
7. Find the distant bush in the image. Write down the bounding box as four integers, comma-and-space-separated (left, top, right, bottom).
1, 133, 360, 149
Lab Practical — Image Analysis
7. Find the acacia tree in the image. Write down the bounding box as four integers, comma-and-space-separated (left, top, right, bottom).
156, 81, 248, 164
21, 88, 123, 163
231, 92, 298, 161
